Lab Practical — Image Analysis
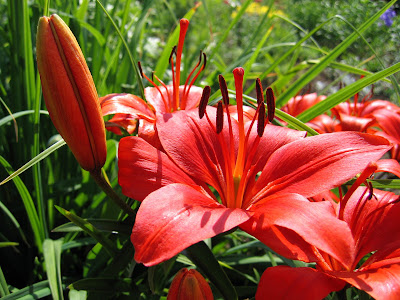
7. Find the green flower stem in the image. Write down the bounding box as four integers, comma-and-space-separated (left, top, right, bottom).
90, 170, 136, 219
186, 241, 238, 300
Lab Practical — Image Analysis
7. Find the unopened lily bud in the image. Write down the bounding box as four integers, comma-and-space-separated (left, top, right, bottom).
167, 268, 213, 300
36, 14, 106, 172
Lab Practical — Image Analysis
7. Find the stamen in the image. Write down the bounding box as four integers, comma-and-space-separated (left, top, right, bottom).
138, 61, 144, 77
216, 101, 224, 134
154, 74, 172, 109
138, 62, 169, 110
218, 75, 230, 105
256, 78, 264, 105
257, 103, 266, 137
181, 51, 206, 109
199, 86, 211, 119
174, 19, 190, 111
266, 87, 275, 122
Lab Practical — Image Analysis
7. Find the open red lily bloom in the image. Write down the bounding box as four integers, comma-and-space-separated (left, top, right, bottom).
119, 67, 391, 266
37, 14, 106, 172
100, 19, 205, 147
256, 164, 400, 300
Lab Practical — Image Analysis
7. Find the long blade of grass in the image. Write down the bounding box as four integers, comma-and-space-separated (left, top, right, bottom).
68, 278, 134, 292
55, 206, 118, 257
95, 0, 145, 99
0, 110, 49, 127
275, 0, 397, 106
297, 61, 400, 122
0, 155, 44, 251
0, 265, 9, 296
43, 239, 64, 300
0, 139, 66, 186
207, 0, 252, 63
0, 200, 29, 245
1, 280, 52, 300
52, 219, 132, 235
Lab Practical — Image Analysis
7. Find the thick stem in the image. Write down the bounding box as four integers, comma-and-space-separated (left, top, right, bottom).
90, 169, 136, 218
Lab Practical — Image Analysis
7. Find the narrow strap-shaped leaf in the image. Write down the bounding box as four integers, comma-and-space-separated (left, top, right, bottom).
297, 61, 400, 122
0, 200, 29, 245
55, 206, 118, 257
186, 241, 238, 300
95, 0, 145, 99
68, 278, 134, 292
0, 110, 49, 127
43, 239, 64, 300
0, 139, 66, 186
0, 265, 9, 296
1, 280, 52, 300
275, 0, 397, 106
52, 219, 132, 235
0, 155, 44, 250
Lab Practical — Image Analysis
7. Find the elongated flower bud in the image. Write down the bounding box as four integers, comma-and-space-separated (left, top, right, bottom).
167, 268, 213, 300
36, 14, 106, 172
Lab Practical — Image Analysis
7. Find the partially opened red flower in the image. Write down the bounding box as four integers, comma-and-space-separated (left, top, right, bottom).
167, 268, 213, 300
36, 14, 106, 172
100, 18, 204, 147
120, 67, 391, 266
256, 164, 400, 300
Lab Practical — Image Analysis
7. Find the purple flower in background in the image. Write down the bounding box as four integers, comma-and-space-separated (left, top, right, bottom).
380, 8, 396, 27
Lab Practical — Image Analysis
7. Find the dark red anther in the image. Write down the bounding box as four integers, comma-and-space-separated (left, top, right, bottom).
257, 102, 266, 137
199, 86, 211, 119
216, 101, 224, 134
169, 46, 177, 64
256, 78, 264, 105
202, 53, 207, 69
218, 75, 229, 106
266, 87, 276, 122
138, 61, 144, 77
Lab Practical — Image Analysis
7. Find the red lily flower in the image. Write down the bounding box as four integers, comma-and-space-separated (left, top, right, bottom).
256, 164, 400, 300
120, 67, 391, 266
100, 19, 205, 147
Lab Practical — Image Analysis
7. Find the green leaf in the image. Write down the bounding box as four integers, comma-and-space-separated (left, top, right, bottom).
0, 265, 9, 296
43, 239, 64, 300
2, 280, 52, 300
275, 0, 398, 106
0, 139, 66, 186
68, 278, 134, 292
186, 241, 238, 300
0, 155, 44, 251
52, 219, 132, 235
55, 206, 118, 256
297, 61, 400, 122
0, 242, 19, 248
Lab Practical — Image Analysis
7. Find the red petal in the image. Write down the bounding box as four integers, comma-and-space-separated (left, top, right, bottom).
331, 256, 400, 300
131, 183, 251, 266
256, 266, 345, 300
253, 132, 391, 201
156, 108, 237, 197
144, 85, 203, 113
118, 136, 197, 201
343, 187, 400, 261
241, 193, 355, 268
100, 93, 155, 122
